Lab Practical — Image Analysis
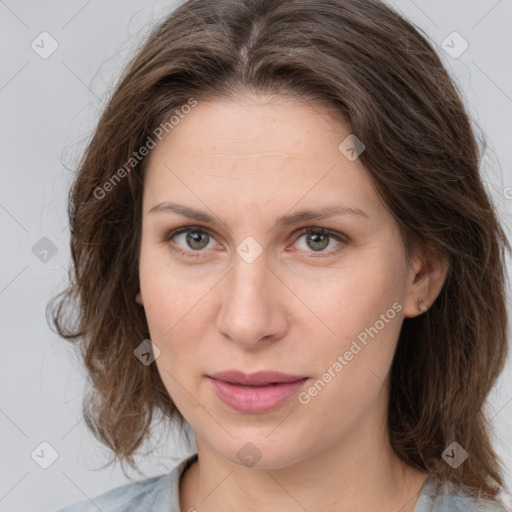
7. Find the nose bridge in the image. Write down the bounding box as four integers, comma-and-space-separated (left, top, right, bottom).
229, 231, 271, 305
232, 249, 269, 307
230, 249, 272, 321
217, 246, 287, 347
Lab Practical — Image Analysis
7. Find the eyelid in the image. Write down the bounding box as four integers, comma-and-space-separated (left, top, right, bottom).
161, 225, 349, 257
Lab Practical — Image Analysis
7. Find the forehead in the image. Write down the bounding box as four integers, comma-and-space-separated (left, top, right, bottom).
143, 96, 382, 221
151, 95, 347, 158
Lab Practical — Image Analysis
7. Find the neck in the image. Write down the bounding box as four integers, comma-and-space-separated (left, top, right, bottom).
180, 442, 427, 512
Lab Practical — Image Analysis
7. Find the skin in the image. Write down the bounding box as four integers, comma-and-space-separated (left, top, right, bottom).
136, 93, 448, 512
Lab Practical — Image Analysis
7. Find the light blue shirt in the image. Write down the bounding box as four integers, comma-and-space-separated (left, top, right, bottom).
55, 452, 506, 511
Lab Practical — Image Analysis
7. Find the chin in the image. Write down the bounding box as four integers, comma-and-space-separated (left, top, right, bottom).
216, 434, 306, 470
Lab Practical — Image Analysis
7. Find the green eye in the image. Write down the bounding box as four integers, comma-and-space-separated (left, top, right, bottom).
162, 226, 348, 259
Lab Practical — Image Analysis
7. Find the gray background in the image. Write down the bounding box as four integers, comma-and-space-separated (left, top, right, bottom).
0, 1, 511, 511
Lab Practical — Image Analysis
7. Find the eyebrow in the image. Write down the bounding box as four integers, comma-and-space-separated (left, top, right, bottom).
149, 201, 369, 230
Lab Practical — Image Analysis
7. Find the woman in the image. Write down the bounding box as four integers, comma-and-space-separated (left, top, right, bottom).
51, 0, 510, 510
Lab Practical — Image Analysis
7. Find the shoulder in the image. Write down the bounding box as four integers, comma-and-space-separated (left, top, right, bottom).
431, 493, 507, 512
415, 478, 508, 512
55, 474, 167, 512
54, 453, 198, 512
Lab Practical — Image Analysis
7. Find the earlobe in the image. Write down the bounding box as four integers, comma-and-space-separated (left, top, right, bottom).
415, 297, 428, 313
135, 291, 144, 305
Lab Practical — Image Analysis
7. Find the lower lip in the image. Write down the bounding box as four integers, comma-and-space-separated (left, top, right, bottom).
208, 377, 308, 414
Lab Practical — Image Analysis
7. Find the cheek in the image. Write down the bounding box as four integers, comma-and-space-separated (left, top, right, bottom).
138, 240, 196, 335
141, 273, 207, 406
311, 291, 402, 385
297, 299, 402, 432
297, 252, 406, 396
303, 254, 405, 338
138, 250, 219, 385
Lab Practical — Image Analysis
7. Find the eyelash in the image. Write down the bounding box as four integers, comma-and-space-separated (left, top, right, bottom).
160, 225, 348, 259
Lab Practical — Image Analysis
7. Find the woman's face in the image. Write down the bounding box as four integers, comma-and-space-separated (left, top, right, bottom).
137, 94, 424, 469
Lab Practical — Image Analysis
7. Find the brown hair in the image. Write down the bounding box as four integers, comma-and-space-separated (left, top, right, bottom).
49, 0, 510, 504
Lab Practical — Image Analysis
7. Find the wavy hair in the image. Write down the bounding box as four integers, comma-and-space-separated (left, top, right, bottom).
48, 0, 510, 504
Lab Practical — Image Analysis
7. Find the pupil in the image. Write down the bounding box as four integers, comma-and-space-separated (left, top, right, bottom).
308, 233, 328, 251
187, 231, 208, 249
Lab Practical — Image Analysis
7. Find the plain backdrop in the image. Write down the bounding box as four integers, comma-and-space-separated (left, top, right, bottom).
0, 1, 511, 511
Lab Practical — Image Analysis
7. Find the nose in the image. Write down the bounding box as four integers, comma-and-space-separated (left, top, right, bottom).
216, 252, 290, 349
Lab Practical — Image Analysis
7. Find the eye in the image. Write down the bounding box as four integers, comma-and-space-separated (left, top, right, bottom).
292, 227, 347, 256
161, 226, 348, 258
162, 226, 218, 258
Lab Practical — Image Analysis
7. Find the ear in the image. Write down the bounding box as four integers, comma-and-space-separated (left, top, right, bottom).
402, 243, 448, 318
135, 291, 144, 305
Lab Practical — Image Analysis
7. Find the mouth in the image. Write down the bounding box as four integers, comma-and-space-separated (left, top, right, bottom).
207, 370, 308, 413
209, 370, 308, 386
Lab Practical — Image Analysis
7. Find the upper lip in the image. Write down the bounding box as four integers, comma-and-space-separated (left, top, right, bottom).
209, 370, 307, 386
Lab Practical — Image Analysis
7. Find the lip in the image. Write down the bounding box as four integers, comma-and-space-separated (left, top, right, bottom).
208, 371, 308, 414
210, 370, 307, 386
